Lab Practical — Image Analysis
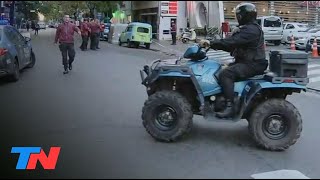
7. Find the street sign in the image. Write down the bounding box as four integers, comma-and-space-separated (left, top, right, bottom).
160, 1, 178, 17
30, 10, 35, 12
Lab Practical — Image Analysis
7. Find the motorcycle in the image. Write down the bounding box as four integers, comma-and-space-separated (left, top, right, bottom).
181, 28, 197, 44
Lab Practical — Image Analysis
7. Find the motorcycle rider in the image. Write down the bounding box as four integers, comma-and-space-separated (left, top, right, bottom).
199, 2, 268, 118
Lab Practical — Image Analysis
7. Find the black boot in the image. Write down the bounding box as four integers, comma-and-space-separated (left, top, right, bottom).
216, 100, 234, 118
63, 66, 69, 74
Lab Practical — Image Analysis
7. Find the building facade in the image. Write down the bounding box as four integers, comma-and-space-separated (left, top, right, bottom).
126, 1, 224, 40
223, 1, 320, 25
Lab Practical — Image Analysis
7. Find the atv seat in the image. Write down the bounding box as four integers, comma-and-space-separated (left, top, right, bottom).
248, 71, 276, 80
248, 71, 308, 85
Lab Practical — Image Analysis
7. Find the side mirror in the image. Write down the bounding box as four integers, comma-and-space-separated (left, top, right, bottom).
24, 36, 31, 42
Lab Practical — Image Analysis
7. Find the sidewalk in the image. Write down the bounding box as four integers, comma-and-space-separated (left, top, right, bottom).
151, 37, 234, 64
18, 29, 31, 38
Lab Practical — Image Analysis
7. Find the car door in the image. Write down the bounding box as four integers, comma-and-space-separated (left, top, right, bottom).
12, 27, 31, 66
283, 24, 295, 43
4, 27, 27, 67
125, 26, 133, 41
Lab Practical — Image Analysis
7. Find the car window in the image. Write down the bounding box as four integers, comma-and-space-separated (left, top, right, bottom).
264, 17, 282, 27
4, 27, 24, 44
137, 27, 149, 33
286, 24, 295, 29
257, 19, 261, 26
126, 26, 133, 32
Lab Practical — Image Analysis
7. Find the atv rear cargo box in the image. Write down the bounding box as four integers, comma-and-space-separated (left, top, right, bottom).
269, 50, 308, 78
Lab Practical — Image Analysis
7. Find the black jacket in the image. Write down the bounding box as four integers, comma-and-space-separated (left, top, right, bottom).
209, 21, 266, 64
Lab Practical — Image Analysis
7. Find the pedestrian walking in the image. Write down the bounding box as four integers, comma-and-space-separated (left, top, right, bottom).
89, 19, 100, 50
80, 18, 91, 51
35, 23, 40, 35
170, 21, 177, 45
26, 22, 30, 32
54, 15, 81, 74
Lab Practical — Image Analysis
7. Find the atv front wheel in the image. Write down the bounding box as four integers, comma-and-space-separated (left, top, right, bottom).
142, 91, 193, 142
249, 99, 302, 151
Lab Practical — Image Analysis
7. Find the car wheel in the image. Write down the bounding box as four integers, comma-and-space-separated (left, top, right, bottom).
27, 51, 36, 68
127, 40, 133, 48
118, 38, 122, 46
145, 43, 151, 49
9, 58, 20, 82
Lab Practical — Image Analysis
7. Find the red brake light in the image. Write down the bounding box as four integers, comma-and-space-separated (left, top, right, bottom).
0, 48, 8, 56
283, 79, 295, 83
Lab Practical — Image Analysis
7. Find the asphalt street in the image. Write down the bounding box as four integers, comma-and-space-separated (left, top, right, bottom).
1, 29, 320, 178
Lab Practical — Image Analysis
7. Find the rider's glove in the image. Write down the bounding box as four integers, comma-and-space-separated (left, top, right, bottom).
199, 39, 210, 48
231, 26, 241, 35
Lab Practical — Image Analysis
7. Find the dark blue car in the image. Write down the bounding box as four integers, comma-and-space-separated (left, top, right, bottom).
0, 25, 36, 82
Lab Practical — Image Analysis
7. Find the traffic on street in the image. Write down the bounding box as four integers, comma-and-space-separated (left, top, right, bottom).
1, 1, 320, 179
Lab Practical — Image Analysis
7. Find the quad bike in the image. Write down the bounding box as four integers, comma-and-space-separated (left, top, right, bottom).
139, 44, 309, 151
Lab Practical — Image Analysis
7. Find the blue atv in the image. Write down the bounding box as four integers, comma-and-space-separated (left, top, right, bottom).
140, 44, 309, 151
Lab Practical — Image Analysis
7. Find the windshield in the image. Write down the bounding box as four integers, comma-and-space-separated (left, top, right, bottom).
298, 24, 308, 28
264, 17, 282, 27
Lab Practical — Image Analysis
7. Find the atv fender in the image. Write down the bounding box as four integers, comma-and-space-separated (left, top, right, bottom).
239, 81, 306, 119
141, 65, 206, 113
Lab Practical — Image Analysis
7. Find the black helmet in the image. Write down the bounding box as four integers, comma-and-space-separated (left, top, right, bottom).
235, 3, 257, 25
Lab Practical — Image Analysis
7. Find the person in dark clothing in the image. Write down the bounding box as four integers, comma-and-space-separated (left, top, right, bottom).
199, 2, 268, 118
170, 22, 177, 45
35, 23, 40, 35
26, 22, 30, 32
55, 15, 81, 74
80, 18, 91, 51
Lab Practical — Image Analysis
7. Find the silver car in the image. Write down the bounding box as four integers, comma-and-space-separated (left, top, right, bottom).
0, 25, 36, 82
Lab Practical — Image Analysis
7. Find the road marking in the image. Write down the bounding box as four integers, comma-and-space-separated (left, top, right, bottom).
251, 170, 310, 179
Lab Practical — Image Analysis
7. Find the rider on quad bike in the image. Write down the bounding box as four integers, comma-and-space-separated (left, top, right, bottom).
200, 2, 268, 119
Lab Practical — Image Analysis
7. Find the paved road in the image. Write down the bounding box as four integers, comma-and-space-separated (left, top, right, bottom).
1, 29, 320, 178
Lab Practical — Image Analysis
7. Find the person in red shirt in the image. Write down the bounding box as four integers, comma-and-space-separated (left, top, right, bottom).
55, 15, 81, 74
89, 19, 101, 50
80, 18, 91, 51
99, 22, 105, 42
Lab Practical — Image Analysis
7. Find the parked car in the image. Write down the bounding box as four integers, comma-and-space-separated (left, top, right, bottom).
257, 16, 283, 46
293, 28, 320, 50
306, 31, 320, 53
0, 25, 36, 82
37, 21, 46, 29
282, 22, 309, 44
118, 22, 152, 49
100, 23, 111, 41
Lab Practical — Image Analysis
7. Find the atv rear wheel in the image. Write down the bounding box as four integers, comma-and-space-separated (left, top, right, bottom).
249, 99, 302, 151
142, 91, 193, 142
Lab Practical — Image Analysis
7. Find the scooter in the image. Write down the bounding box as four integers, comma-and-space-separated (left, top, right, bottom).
181, 28, 197, 44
